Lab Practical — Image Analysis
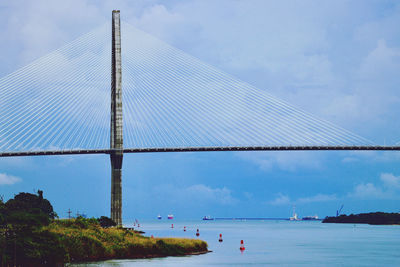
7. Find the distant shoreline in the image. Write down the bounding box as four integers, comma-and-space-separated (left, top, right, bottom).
214, 218, 322, 221
323, 212, 400, 225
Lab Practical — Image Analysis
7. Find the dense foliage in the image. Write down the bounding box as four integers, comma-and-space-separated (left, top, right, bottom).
322, 212, 400, 225
0, 191, 64, 266
98, 215, 117, 228
0, 191, 208, 266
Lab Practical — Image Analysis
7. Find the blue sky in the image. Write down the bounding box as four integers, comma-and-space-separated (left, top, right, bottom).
1, 0, 400, 220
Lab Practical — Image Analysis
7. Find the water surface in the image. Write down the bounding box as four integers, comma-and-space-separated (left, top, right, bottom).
70, 219, 400, 266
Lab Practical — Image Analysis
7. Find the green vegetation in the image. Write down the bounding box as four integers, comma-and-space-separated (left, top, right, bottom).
0, 191, 208, 266
322, 212, 400, 225
46, 218, 208, 262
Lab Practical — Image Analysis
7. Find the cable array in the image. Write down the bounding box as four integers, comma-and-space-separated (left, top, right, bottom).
0, 21, 373, 153
0, 24, 111, 152
121, 22, 373, 149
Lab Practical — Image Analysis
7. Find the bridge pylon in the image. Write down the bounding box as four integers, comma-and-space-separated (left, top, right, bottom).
110, 10, 123, 226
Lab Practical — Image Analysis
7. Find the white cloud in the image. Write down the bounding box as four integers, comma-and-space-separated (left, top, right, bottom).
348, 173, 400, 199
134, 4, 184, 43
185, 184, 236, 205
380, 173, 400, 190
269, 193, 336, 206
342, 157, 359, 163
0, 173, 21, 185
236, 151, 323, 172
243, 192, 253, 200
341, 151, 400, 163
153, 183, 237, 205
297, 194, 337, 204
269, 193, 291, 206
349, 183, 385, 199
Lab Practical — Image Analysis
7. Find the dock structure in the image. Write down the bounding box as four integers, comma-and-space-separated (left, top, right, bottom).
110, 10, 123, 226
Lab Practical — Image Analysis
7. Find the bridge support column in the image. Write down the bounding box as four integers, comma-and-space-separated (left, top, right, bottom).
110, 10, 123, 226
111, 151, 123, 226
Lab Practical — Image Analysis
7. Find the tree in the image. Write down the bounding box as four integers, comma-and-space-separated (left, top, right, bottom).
0, 196, 5, 226
98, 216, 117, 228
5, 190, 57, 221
2, 190, 66, 265
0, 196, 6, 266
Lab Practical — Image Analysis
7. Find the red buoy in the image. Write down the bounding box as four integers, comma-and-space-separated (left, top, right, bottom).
219, 233, 223, 242
184, 226, 186, 231
240, 240, 245, 251
196, 229, 200, 237
151, 235, 154, 239
171, 224, 174, 228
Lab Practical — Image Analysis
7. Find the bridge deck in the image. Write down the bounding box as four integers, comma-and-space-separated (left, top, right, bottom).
1, 146, 400, 157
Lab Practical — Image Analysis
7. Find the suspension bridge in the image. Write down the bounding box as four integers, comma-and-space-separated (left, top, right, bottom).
0, 11, 398, 225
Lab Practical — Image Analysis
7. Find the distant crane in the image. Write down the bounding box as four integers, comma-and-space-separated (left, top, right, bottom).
336, 204, 344, 217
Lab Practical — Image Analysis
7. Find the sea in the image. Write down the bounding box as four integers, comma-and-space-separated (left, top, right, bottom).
69, 219, 400, 266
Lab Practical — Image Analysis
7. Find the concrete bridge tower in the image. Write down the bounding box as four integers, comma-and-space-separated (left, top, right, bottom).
110, 10, 123, 226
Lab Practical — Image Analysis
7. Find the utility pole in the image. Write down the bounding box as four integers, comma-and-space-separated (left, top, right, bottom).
110, 10, 123, 227
67, 208, 72, 219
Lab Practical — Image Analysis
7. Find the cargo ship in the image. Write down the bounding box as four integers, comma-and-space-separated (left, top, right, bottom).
302, 215, 320, 221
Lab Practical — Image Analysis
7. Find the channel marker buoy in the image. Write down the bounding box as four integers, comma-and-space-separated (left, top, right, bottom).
240, 240, 245, 251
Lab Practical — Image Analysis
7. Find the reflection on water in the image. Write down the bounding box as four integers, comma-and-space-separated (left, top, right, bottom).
69, 220, 400, 266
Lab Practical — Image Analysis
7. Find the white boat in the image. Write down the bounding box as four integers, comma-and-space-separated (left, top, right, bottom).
157, 215, 162, 220
167, 214, 174, 219
289, 206, 300, 221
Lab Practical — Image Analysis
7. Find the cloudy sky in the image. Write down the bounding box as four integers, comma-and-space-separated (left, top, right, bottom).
1, 0, 400, 220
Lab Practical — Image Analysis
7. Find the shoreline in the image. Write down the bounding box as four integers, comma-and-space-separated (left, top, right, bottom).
69, 250, 212, 265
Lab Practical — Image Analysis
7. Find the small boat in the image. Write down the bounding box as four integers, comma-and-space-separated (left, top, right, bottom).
167, 214, 174, 219
202, 215, 214, 220
157, 215, 162, 220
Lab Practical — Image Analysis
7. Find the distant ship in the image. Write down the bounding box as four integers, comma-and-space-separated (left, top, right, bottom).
202, 215, 214, 220
289, 206, 300, 221
302, 215, 319, 221
157, 215, 162, 220
167, 214, 174, 219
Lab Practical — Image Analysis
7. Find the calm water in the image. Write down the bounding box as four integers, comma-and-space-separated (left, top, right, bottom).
70, 220, 400, 266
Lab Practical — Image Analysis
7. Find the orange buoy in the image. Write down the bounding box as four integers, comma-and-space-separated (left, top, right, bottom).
196, 229, 200, 237
184, 226, 186, 231
171, 224, 174, 228
219, 233, 223, 242
240, 240, 245, 251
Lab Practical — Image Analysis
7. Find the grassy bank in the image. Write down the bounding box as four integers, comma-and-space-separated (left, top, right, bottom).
46, 218, 208, 263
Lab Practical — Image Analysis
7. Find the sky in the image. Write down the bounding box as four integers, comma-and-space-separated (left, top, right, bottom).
1, 0, 400, 220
